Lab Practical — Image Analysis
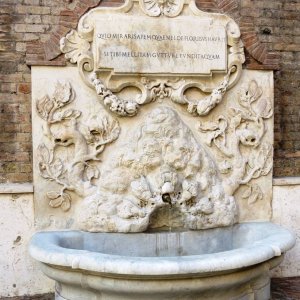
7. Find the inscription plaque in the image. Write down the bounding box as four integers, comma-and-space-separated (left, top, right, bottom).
95, 15, 227, 74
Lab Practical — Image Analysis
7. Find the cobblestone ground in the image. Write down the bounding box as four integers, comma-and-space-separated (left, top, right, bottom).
1, 277, 300, 300
0, 294, 54, 300
271, 277, 300, 300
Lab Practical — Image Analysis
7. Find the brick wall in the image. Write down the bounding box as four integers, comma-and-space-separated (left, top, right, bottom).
0, 0, 299, 183
248, 1, 300, 177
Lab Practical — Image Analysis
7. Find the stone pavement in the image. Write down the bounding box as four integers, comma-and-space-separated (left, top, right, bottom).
2, 277, 300, 300
271, 277, 300, 300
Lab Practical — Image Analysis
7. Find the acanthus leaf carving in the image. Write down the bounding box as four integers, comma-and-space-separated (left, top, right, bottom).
36, 81, 120, 211
60, 29, 94, 88
60, 30, 91, 64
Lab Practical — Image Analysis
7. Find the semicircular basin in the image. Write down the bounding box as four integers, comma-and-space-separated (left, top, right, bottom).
29, 222, 295, 300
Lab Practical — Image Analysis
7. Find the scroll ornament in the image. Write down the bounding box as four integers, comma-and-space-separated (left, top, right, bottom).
59, 1, 245, 118
89, 67, 236, 118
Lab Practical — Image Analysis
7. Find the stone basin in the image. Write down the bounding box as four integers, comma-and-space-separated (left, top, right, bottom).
29, 222, 295, 300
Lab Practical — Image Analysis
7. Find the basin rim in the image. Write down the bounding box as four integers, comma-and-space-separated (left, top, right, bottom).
29, 222, 295, 276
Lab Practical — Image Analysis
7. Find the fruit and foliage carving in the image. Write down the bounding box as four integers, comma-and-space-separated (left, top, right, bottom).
34, 77, 273, 230
199, 80, 273, 204
36, 82, 120, 211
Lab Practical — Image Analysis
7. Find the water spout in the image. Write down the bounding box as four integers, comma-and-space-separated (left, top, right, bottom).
162, 193, 172, 205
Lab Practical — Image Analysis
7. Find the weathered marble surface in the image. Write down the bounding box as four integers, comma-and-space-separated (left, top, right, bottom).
60, 0, 245, 100
0, 193, 53, 297
272, 184, 300, 277
31, 0, 252, 233
29, 1, 294, 300
29, 222, 295, 300
32, 67, 274, 232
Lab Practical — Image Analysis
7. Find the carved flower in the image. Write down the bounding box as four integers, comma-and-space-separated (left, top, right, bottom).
36, 95, 55, 121
52, 82, 74, 107
84, 113, 120, 145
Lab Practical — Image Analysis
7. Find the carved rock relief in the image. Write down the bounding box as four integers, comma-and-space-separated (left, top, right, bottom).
77, 106, 237, 232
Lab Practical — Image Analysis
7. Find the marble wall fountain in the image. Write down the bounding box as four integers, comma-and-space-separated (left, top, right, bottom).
29, 0, 295, 299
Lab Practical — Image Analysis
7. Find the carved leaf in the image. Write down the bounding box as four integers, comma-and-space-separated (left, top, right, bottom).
61, 193, 71, 212
230, 107, 253, 121
49, 158, 64, 179
38, 162, 50, 179
199, 120, 219, 132
200, 116, 227, 132
48, 192, 71, 211
239, 80, 265, 117
253, 97, 273, 119
47, 191, 60, 200
242, 184, 263, 205
259, 143, 273, 176
248, 191, 260, 205
36, 95, 55, 121
85, 113, 120, 146
49, 196, 63, 208
242, 185, 252, 199
199, 117, 227, 146
61, 109, 81, 120
107, 119, 120, 142
60, 30, 90, 64
37, 143, 50, 164
248, 143, 273, 179
248, 80, 262, 103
